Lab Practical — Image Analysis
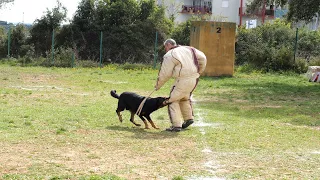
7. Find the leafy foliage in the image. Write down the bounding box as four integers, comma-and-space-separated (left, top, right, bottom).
297, 29, 320, 59
28, 1, 67, 57
0, 0, 14, 8
287, 0, 320, 22
58, 0, 173, 63
171, 20, 192, 46
236, 19, 320, 73
0, 26, 7, 58
246, 0, 320, 22
9, 24, 28, 58
246, 0, 287, 13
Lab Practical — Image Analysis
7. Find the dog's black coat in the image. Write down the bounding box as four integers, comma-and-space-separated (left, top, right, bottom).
110, 90, 167, 129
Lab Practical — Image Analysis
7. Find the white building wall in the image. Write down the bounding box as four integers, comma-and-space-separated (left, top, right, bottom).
174, 0, 195, 24
166, 0, 317, 30
173, 0, 241, 24
211, 0, 240, 23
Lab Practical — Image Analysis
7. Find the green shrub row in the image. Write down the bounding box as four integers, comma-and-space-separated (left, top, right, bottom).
236, 19, 320, 73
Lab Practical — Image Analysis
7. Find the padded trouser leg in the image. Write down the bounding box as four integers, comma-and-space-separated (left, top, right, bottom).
179, 97, 194, 121
168, 101, 182, 127
167, 78, 198, 127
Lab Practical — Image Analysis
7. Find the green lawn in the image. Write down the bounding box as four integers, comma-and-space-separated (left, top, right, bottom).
0, 64, 319, 179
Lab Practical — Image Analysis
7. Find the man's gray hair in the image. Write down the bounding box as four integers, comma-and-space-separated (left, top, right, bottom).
164, 39, 177, 46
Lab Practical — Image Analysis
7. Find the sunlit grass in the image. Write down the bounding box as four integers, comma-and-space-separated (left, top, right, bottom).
0, 64, 319, 179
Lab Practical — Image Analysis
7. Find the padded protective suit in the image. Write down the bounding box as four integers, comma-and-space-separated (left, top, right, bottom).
155, 46, 207, 127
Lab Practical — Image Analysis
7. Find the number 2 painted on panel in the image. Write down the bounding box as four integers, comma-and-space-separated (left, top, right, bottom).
216, 27, 222, 33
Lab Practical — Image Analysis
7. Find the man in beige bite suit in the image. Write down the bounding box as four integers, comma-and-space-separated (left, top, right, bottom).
155, 39, 207, 132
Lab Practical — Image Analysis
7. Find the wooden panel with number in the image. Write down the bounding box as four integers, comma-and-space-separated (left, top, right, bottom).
190, 21, 236, 76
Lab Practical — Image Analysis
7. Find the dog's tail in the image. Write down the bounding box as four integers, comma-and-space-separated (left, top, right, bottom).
110, 90, 119, 99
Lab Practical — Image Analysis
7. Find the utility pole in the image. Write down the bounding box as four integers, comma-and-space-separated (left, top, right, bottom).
239, 0, 243, 26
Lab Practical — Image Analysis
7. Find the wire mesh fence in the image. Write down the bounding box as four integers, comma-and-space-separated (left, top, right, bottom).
1, 26, 162, 68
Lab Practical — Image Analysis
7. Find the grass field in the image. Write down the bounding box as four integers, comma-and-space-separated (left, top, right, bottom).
0, 64, 320, 180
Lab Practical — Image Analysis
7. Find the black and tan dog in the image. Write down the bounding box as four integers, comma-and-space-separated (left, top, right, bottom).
110, 90, 167, 129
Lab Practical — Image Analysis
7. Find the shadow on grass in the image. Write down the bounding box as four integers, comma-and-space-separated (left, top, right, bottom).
106, 125, 179, 139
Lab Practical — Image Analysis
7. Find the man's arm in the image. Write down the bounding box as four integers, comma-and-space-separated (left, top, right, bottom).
155, 55, 176, 90
195, 49, 207, 74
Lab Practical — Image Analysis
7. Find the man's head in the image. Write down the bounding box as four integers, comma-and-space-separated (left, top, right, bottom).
164, 39, 177, 52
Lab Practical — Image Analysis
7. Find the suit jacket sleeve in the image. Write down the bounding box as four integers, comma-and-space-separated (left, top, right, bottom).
195, 49, 207, 74
155, 55, 176, 90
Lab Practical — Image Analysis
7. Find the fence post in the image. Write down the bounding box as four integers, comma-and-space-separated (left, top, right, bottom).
72, 52, 75, 68
153, 31, 158, 69
294, 28, 298, 62
51, 29, 55, 65
100, 31, 103, 68
7, 26, 11, 58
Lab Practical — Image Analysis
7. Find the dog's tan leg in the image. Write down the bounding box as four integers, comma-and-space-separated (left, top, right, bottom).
143, 120, 150, 129
116, 110, 123, 123
130, 112, 141, 126
145, 115, 159, 129
149, 120, 159, 129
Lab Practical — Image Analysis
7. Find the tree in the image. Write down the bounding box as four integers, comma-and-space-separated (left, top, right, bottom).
0, 26, 7, 58
0, 0, 14, 9
59, 0, 173, 63
287, 0, 320, 22
157, 0, 183, 22
171, 20, 192, 46
10, 24, 28, 58
246, 0, 320, 22
28, 0, 67, 57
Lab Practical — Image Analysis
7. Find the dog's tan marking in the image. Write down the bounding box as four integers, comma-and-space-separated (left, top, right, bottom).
116, 111, 123, 122
130, 112, 141, 126
149, 120, 159, 129
142, 120, 150, 129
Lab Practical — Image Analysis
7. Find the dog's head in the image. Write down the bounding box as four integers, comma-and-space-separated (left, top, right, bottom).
156, 97, 169, 108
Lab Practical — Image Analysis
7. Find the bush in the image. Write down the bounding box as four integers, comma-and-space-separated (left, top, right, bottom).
171, 20, 192, 45
294, 57, 308, 74
44, 48, 75, 67
297, 29, 320, 59
75, 60, 100, 68
308, 57, 320, 66
236, 19, 320, 72
236, 63, 261, 73
272, 46, 295, 71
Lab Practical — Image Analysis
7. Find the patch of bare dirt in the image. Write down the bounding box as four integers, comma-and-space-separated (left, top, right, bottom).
21, 74, 60, 84
0, 129, 206, 179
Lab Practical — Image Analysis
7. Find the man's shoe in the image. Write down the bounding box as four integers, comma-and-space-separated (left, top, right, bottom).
182, 119, 194, 129
165, 126, 182, 132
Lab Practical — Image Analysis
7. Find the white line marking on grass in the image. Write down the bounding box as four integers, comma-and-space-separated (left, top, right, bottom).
202, 148, 213, 153
101, 80, 128, 84
188, 176, 225, 180
188, 96, 225, 180
311, 151, 320, 154
12, 85, 69, 91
